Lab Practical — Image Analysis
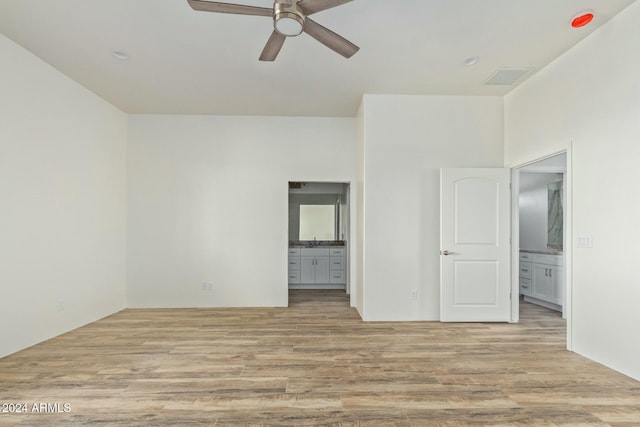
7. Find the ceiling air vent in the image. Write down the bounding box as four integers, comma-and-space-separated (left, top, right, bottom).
484, 68, 535, 86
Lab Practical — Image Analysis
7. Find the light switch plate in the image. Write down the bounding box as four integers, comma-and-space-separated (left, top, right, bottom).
576, 235, 593, 248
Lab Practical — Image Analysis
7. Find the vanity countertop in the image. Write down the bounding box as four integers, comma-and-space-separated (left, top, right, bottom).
289, 240, 345, 248
520, 248, 563, 255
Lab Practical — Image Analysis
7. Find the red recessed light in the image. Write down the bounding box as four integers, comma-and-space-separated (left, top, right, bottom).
571, 12, 594, 28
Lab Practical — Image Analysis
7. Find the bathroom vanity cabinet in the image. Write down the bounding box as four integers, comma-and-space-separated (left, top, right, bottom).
519, 251, 563, 311
288, 247, 345, 288
301, 248, 330, 283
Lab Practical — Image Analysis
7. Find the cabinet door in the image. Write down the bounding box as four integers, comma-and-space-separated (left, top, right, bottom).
548, 266, 563, 305
301, 257, 316, 283
532, 265, 553, 301
314, 257, 330, 283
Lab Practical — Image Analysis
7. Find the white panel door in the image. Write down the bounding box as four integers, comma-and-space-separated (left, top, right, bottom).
440, 168, 511, 321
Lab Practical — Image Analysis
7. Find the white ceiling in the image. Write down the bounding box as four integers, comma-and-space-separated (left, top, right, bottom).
0, 0, 636, 117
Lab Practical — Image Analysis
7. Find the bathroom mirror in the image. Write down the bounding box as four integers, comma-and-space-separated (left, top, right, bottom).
299, 205, 335, 240
547, 180, 563, 250
289, 194, 341, 241
288, 182, 347, 242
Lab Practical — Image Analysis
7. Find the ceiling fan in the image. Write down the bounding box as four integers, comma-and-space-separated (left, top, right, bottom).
187, 0, 359, 61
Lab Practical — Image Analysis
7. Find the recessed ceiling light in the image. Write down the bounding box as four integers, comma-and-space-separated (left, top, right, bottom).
111, 50, 129, 60
571, 11, 594, 28
463, 56, 479, 66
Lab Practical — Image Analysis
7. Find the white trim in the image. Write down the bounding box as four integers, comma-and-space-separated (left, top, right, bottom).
565, 145, 573, 351
520, 167, 567, 174
510, 168, 520, 323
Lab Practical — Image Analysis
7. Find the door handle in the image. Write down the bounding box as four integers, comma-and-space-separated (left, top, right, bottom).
545, 268, 549, 277
441, 250, 458, 256
549, 269, 552, 278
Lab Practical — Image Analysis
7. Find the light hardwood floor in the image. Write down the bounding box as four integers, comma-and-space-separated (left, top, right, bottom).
1, 290, 639, 426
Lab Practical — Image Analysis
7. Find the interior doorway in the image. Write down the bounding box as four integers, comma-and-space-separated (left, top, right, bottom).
287, 182, 351, 301
512, 151, 572, 349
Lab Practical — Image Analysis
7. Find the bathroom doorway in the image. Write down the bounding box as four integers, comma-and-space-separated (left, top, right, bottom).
287, 182, 351, 301
512, 151, 571, 348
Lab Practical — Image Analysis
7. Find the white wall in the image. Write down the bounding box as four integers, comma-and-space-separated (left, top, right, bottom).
359, 95, 504, 321
0, 35, 127, 358
127, 115, 355, 308
505, 1, 640, 380
519, 173, 563, 250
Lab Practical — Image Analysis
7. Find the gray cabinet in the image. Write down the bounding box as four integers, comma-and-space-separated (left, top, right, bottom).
329, 248, 345, 284
301, 255, 329, 283
519, 251, 563, 311
532, 263, 562, 305
288, 248, 301, 284
519, 259, 533, 297
289, 247, 345, 287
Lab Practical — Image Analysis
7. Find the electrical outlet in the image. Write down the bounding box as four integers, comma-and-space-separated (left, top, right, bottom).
410, 289, 418, 300
58, 299, 64, 311
201, 282, 214, 291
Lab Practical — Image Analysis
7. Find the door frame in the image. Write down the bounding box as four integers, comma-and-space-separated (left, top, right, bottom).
286, 180, 355, 306
510, 148, 573, 351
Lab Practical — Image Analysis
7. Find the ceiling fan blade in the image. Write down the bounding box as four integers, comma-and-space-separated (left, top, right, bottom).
303, 18, 359, 58
259, 31, 287, 61
298, 0, 354, 16
187, 0, 272, 17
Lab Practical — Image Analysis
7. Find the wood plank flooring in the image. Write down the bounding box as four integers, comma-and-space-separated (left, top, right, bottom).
1, 290, 639, 426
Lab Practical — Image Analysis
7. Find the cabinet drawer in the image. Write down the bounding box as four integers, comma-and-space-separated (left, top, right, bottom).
533, 254, 563, 266
288, 257, 300, 270
301, 248, 330, 257
329, 270, 345, 284
329, 257, 344, 270
288, 248, 301, 256
519, 262, 532, 279
329, 248, 345, 257
519, 252, 533, 262
520, 278, 532, 296
288, 269, 301, 284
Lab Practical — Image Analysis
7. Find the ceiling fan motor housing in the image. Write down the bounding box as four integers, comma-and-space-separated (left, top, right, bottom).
274, 1, 305, 36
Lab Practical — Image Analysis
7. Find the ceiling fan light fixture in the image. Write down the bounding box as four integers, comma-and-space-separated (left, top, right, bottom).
275, 13, 304, 36
274, 1, 305, 36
